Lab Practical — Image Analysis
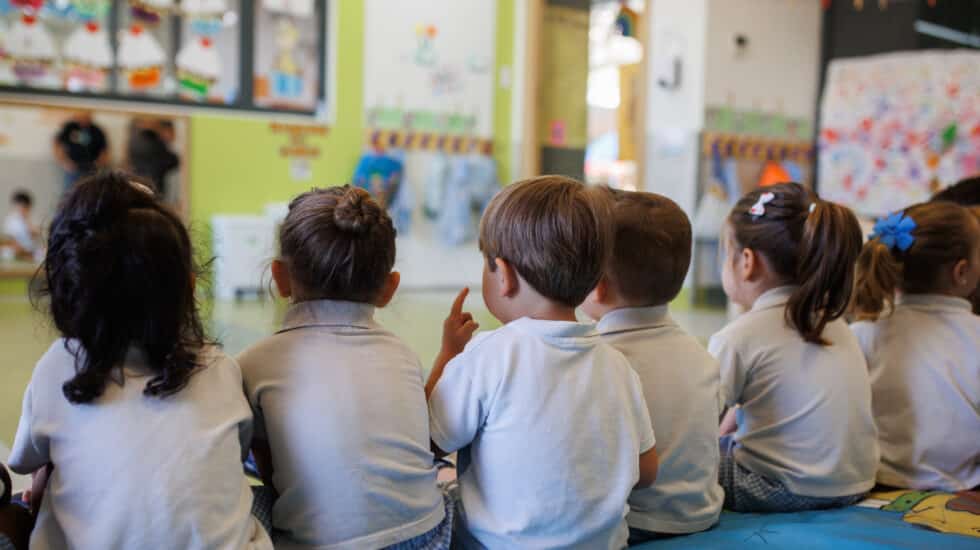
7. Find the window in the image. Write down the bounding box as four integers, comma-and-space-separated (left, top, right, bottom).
0, 0, 327, 114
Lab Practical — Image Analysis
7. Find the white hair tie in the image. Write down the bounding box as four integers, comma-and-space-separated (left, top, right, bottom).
749, 192, 776, 219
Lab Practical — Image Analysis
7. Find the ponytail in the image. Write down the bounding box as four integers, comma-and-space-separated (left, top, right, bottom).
787, 201, 863, 343
729, 183, 862, 346
851, 239, 902, 321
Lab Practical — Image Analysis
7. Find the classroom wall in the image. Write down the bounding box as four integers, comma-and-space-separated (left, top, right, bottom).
189, 0, 516, 231
704, 0, 822, 122
643, 0, 707, 215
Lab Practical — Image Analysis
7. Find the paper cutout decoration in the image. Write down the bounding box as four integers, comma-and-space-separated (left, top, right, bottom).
129, 0, 172, 25
758, 161, 792, 187
271, 18, 303, 98
7, 14, 57, 85
118, 25, 165, 90
176, 37, 220, 98
182, 0, 227, 36
262, 0, 312, 17
63, 21, 111, 91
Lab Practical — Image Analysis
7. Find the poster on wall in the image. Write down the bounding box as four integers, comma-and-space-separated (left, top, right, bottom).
363, 0, 496, 140
818, 51, 980, 218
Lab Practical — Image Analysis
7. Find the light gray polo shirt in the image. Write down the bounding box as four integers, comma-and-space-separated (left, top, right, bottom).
709, 286, 879, 498
10, 341, 271, 550
237, 300, 444, 550
598, 306, 724, 534
852, 294, 980, 491
429, 317, 655, 550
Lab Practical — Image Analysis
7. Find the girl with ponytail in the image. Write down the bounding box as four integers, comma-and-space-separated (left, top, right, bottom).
708, 182, 879, 513
851, 201, 980, 492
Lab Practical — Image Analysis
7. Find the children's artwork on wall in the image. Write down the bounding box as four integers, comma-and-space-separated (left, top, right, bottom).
6, 14, 58, 87
363, 0, 496, 140
62, 21, 112, 92
261, 0, 310, 17
176, 37, 219, 99
819, 51, 980, 217
118, 25, 166, 91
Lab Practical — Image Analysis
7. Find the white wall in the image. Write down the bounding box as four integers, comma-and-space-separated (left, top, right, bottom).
643, 0, 708, 214
704, 0, 822, 121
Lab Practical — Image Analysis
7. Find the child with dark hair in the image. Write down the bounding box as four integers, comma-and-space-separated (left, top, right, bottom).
237, 186, 451, 550
8, 171, 271, 549
3, 190, 40, 258
581, 188, 723, 543
426, 176, 657, 549
851, 201, 980, 492
709, 182, 878, 513
931, 175, 980, 314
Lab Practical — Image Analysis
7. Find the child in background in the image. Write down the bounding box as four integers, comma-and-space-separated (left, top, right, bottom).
850, 201, 980, 492
932, 176, 980, 314
581, 189, 723, 543
237, 186, 450, 550
710, 182, 878, 513
2, 191, 41, 259
8, 172, 271, 549
426, 176, 658, 550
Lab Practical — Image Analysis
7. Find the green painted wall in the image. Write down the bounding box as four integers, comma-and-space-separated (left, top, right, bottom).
189, 0, 515, 230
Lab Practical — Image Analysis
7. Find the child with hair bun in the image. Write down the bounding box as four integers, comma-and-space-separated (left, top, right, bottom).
851, 201, 980, 492
237, 186, 451, 550
709, 182, 879, 513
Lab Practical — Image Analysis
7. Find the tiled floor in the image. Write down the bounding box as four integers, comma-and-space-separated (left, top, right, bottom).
0, 291, 727, 450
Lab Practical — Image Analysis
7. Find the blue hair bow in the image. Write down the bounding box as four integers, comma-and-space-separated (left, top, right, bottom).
871, 212, 916, 252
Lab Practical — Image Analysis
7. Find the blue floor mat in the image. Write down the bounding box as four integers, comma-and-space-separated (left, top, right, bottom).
634, 507, 978, 549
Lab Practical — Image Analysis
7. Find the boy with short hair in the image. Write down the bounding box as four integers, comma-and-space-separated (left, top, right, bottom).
582, 189, 724, 543
426, 176, 658, 550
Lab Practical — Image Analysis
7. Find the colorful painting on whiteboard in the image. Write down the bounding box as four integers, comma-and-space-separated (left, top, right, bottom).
818, 51, 980, 217
363, 0, 496, 139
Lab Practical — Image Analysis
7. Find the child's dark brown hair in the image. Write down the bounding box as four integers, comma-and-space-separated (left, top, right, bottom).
478, 175, 611, 308
33, 171, 209, 404
600, 187, 692, 306
279, 185, 396, 302
852, 201, 980, 321
728, 182, 862, 345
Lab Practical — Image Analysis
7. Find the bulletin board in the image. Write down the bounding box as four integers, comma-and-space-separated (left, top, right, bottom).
818, 51, 980, 218
362, 0, 497, 141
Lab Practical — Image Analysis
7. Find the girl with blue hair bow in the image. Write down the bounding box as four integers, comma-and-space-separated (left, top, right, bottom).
851, 201, 980, 493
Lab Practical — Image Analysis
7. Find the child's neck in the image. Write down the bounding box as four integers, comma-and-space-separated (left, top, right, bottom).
502, 294, 578, 323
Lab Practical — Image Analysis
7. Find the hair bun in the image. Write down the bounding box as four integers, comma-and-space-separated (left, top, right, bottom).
333, 189, 377, 235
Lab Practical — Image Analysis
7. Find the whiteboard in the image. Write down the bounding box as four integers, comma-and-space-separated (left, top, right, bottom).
363, 0, 497, 139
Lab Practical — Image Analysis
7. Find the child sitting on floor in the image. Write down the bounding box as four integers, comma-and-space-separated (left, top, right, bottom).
581, 188, 724, 544
8, 172, 271, 549
237, 186, 451, 549
850, 201, 980, 492
426, 175, 658, 549
709, 182, 879, 513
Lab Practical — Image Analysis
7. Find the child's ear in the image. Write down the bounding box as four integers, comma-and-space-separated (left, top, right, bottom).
739, 247, 757, 282
951, 258, 971, 290
494, 257, 519, 298
271, 259, 292, 299
374, 271, 401, 308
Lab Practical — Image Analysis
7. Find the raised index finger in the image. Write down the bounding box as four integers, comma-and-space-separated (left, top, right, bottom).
451, 287, 470, 317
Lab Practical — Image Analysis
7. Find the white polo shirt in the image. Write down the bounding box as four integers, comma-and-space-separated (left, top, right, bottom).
598, 306, 723, 534
237, 300, 445, 550
851, 294, 980, 492
428, 317, 655, 550
9, 341, 271, 550
708, 286, 879, 498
